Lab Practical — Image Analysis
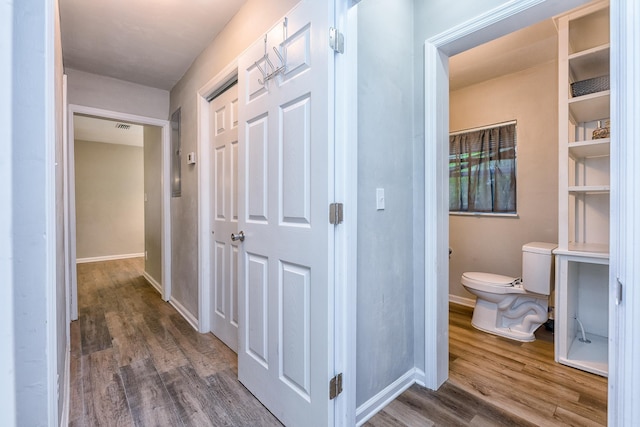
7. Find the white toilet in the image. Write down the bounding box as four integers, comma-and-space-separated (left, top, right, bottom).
461, 242, 557, 342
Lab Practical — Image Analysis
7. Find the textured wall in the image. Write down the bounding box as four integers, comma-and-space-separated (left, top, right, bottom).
0, 0, 15, 418
12, 0, 65, 423
74, 140, 144, 259
144, 126, 163, 284
356, 0, 415, 408
168, 0, 298, 318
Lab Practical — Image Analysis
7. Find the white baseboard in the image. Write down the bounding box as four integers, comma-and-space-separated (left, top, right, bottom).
142, 271, 162, 295
76, 252, 144, 264
169, 298, 199, 332
449, 294, 475, 307
413, 368, 427, 388
59, 343, 70, 427
355, 368, 420, 426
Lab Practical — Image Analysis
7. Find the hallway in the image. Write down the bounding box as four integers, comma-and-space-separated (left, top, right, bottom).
70, 259, 607, 426
69, 258, 281, 426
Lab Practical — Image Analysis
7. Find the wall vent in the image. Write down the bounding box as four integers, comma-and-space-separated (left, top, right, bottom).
115, 123, 131, 130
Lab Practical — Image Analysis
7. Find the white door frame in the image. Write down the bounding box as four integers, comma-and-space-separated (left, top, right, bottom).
423, 0, 591, 391
67, 104, 172, 320
424, 0, 636, 424
335, 1, 359, 426
609, 0, 640, 424
197, 60, 239, 334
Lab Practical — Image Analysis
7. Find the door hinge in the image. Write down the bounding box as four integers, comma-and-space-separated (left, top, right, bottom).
329, 373, 343, 400
329, 27, 344, 54
329, 203, 344, 225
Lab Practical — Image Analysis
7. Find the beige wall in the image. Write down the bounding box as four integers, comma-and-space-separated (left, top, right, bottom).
67, 68, 170, 120
168, 0, 298, 317
75, 140, 145, 259
449, 60, 559, 301
144, 126, 163, 284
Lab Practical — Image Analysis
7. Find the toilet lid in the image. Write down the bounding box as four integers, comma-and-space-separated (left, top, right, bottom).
462, 272, 519, 287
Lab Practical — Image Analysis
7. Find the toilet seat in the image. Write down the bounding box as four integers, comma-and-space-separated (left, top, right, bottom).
462, 272, 524, 294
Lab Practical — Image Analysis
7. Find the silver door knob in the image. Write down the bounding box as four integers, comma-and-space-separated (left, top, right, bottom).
231, 231, 245, 242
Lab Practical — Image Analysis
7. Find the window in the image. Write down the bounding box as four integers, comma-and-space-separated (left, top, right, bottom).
449, 122, 516, 214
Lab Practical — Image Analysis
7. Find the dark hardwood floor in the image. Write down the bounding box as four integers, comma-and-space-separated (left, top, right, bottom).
71, 259, 607, 426
365, 304, 607, 427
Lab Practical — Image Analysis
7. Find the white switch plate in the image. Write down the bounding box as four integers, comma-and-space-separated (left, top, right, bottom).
376, 188, 385, 210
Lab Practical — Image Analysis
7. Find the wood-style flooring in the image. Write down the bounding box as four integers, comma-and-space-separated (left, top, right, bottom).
365, 304, 608, 427
71, 259, 607, 426
69, 258, 281, 426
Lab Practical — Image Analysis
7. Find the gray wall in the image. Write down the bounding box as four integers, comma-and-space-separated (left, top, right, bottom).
168, 0, 298, 317
74, 140, 145, 259
0, 0, 15, 419
11, 0, 67, 424
351, 0, 592, 410
356, 0, 415, 407
449, 61, 559, 301
144, 126, 163, 284
67, 68, 170, 120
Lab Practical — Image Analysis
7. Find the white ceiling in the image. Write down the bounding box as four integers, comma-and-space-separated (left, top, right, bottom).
60, 0, 247, 90
450, 18, 558, 91
60, 1, 556, 95
74, 115, 144, 147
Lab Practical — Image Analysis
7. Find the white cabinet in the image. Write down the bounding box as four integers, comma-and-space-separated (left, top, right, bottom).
555, 1, 609, 377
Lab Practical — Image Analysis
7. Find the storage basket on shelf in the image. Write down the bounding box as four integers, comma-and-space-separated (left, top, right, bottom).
571, 75, 609, 97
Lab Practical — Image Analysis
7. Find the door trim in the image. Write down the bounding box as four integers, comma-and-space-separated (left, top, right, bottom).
336, 2, 359, 426
67, 104, 172, 320
196, 60, 238, 334
609, 0, 640, 423
423, 0, 596, 390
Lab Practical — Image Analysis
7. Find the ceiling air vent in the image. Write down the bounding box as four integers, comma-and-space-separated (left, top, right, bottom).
115, 123, 131, 130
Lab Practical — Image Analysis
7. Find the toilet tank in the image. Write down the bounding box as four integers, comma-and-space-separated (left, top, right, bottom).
521, 242, 557, 295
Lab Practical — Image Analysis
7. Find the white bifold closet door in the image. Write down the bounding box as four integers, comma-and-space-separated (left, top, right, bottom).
209, 82, 240, 352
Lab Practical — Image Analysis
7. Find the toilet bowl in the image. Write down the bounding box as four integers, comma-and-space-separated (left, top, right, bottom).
461, 242, 557, 342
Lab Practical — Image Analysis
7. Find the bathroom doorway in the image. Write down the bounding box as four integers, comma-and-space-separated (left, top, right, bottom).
447, 19, 559, 328
442, 3, 608, 424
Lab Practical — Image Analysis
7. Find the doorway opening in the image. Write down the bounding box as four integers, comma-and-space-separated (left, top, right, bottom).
67, 105, 172, 320
424, 0, 612, 423
447, 14, 561, 355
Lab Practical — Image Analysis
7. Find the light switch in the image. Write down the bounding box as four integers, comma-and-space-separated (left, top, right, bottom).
376, 188, 385, 210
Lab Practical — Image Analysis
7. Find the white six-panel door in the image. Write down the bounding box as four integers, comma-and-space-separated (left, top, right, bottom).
209, 84, 240, 352
237, 1, 335, 425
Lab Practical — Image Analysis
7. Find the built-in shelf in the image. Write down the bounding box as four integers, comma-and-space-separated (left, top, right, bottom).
568, 138, 610, 158
569, 44, 610, 81
560, 333, 608, 377
568, 185, 610, 193
556, 2, 610, 378
569, 91, 610, 123
554, 243, 609, 258
568, 5, 609, 54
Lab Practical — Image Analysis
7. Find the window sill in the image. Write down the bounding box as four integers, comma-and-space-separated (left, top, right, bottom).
449, 212, 519, 218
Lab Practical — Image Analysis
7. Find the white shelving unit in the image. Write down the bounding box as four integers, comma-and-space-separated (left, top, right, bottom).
555, 0, 610, 377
